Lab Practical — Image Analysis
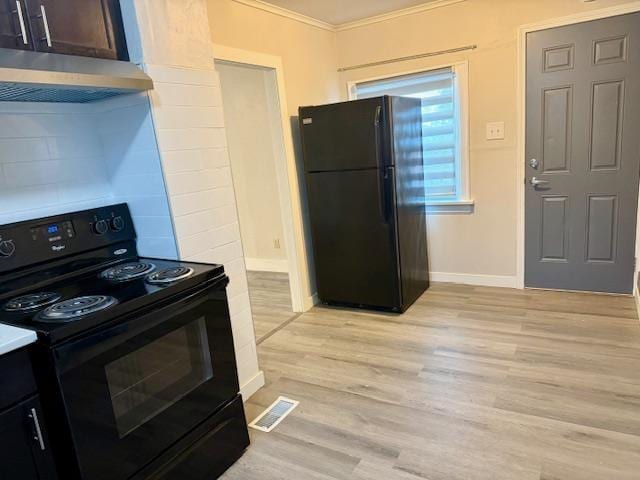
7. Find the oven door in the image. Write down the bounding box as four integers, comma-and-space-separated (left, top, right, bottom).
53, 278, 239, 480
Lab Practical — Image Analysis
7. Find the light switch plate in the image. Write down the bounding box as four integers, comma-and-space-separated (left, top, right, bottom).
486, 121, 505, 140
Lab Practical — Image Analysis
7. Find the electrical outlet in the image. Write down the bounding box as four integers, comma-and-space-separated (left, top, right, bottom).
486, 121, 505, 140
274, 239, 281, 249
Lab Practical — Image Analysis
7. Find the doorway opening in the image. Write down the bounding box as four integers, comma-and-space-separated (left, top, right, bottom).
216, 60, 299, 342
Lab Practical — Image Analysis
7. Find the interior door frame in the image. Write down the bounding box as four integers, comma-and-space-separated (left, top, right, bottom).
516, 1, 640, 292
213, 44, 313, 312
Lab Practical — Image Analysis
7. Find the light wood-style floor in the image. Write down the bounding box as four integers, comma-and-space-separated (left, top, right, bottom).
247, 271, 297, 343
224, 283, 640, 480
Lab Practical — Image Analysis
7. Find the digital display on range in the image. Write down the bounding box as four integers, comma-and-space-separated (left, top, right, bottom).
31, 221, 75, 242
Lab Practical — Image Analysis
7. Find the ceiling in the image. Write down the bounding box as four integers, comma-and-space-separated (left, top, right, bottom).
259, 0, 447, 26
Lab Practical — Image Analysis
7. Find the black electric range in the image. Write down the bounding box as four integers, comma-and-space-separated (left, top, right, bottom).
0, 254, 225, 344
0, 204, 249, 480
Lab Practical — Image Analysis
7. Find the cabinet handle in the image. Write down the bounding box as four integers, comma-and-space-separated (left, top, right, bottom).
40, 5, 52, 47
28, 408, 46, 451
15, 1, 28, 44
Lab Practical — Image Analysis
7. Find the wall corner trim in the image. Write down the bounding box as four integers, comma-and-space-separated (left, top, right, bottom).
231, 0, 468, 33
244, 258, 289, 273
240, 370, 265, 402
335, 0, 467, 31
231, 0, 335, 31
634, 283, 640, 325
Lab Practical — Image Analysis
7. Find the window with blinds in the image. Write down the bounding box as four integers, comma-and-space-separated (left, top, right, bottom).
354, 68, 461, 201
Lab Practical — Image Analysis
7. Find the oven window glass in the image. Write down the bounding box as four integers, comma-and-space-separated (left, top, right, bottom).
105, 317, 213, 438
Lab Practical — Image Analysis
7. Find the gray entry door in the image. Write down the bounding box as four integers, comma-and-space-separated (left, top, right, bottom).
525, 13, 640, 294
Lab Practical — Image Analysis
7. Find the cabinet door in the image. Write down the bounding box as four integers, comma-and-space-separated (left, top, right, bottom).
0, 0, 34, 50
0, 396, 58, 480
26, 0, 127, 60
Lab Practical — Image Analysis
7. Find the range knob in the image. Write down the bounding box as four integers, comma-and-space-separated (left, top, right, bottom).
110, 216, 125, 232
0, 240, 15, 258
92, 219, 109, 235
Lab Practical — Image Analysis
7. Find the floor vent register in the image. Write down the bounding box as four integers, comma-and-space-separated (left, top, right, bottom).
248, 396, 299, 433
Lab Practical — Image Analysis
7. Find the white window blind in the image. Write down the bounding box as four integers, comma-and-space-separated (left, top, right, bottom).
354, 68, 460, 201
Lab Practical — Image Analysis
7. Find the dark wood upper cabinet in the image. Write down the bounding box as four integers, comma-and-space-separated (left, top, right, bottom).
26, 0, 128, 60
0, 0, 128, 60
0, 0, 34, 50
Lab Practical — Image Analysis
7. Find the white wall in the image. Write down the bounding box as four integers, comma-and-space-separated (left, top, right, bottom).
217, 62, 287, 271
123, 0, 263, 400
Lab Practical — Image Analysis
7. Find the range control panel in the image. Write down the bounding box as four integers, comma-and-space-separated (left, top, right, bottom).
0, 204, 136, 274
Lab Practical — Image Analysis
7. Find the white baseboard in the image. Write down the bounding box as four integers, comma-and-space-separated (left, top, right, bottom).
430, 272, 519, 288
240, 370, 265, 402
245, 257, 289, 273
634, 283, 640, 323
303, 293, 319, 310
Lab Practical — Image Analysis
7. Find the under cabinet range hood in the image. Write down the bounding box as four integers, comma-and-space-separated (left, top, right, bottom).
0, 48, 153, 103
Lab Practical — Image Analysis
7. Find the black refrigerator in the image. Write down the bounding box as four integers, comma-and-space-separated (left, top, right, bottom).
299, 95, 429, 313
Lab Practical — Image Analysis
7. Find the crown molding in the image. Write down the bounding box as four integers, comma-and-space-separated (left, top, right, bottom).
231, 0, 467, 32
335, 0, 467, 31
231, 0, 335, 31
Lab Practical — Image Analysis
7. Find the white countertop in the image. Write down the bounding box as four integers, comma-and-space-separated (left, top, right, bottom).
0, 324, 37, 356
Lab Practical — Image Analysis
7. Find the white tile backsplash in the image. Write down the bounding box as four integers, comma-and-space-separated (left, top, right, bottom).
152, 84, 222, 107
0, 96, 178, 261
146, 63, 260, 389
153, 105, 225, 129
96, 93, 178, 260
0, 103, 114, 224
161, 147, 229, 174
156, 128, 227, 152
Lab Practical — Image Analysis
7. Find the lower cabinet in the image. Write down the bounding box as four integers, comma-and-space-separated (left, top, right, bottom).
0, 395, 57, 480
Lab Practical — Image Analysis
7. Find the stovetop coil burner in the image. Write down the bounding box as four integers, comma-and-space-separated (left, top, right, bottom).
36, 296, 118, 323
100, 262, 156, 282
3, 292, 62, 312
146, 267, 194, 285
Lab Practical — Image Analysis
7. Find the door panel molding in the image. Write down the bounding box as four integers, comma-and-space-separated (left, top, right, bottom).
543, 44, 575, 73
517, 1, 640, 291
585, 194, 618, 263
589, 80, 625, 171
593, 35, 628, 65
540, 195, 569, 262
541, 86, 573, 173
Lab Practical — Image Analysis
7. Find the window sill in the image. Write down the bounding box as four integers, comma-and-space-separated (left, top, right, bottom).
425, 199, 474, 214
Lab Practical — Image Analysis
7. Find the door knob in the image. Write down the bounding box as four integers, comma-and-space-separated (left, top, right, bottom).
530, 177, 549, 187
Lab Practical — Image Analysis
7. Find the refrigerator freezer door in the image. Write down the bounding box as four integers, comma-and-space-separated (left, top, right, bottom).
300, 97, 390, 173
305, 168, 401, 309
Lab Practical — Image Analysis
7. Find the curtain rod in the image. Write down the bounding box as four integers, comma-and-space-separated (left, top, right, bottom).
337, 45, 478, 72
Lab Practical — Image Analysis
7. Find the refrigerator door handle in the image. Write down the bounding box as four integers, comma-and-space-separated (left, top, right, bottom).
373, 105, 383, 170
373, 105, 388, 223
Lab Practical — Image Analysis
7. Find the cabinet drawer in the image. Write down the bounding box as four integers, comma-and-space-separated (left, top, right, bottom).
0, 394, 58, 480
